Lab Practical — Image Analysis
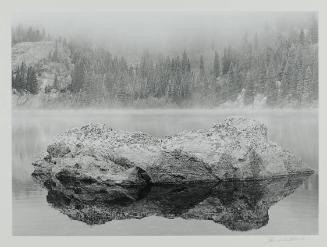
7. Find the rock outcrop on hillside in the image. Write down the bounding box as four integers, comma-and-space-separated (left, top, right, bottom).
32, 117, 313, 187
12, 41, 73, 91
42, 173, 311, 231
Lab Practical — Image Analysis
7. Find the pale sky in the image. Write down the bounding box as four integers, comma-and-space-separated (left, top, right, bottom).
12, 11, 316, 58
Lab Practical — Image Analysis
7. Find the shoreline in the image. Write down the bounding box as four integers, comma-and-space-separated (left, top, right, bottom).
12, 107, 319, 114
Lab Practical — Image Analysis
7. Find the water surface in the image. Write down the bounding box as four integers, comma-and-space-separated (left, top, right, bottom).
12, 109, 318, 235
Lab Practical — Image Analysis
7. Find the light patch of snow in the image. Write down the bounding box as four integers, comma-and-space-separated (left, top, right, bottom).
12, 41, 55, 68
12, 41, 73, 93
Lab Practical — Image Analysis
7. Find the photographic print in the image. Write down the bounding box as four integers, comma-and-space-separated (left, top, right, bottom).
11, 11, 318, 236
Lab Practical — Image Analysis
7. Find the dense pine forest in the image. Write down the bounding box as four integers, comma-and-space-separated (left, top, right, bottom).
11, 15, 318, 108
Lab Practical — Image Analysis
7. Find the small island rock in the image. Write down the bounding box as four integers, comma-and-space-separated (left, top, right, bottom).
32, 117, 314, 186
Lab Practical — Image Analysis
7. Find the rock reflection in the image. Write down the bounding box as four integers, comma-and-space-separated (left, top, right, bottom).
42, 175, 311, 231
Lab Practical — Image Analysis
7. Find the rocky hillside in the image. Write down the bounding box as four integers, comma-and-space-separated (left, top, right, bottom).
12, 41, 73, 92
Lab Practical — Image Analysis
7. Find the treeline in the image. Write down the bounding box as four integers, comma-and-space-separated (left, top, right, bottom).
12, 25, 50, 45
12, 62, 39, 94
68, 45, 194, 105
11, 17, 318, 108
65, 23, 318, 107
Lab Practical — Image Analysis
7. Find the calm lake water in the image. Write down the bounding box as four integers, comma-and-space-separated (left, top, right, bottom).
12, 109, 318, 235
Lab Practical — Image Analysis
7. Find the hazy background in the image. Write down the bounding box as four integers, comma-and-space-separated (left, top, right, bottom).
11, 11, 318, 108
12, 11, 315, 60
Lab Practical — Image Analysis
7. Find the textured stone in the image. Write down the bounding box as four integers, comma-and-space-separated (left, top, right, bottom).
32, 117, 314, 186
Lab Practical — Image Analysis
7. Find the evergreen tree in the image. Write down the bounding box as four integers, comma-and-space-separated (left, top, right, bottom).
199, 55, 205, 77
12, 70, 16, 91
26, 66, 38, 94
303, 66, 312, 103
299, 29, 305, 46
266, 63, 278, 106
310, 14, 318, 44
53, 74, 60, 90
83, 72, 97, 104
296, 73, 304, 105
288, 63, 300, 102
181, 51, 191, 73
280, 59, 293, 101
222, 47, 233, 75
295, 56, 305, 104
253, 33, 259, 50
12, 63, 24, 92
71, 60, 86, 93
266, 79, 278, 106
16, 62, 27, 92
256, 61, 267, 94
213, 51, 220, 79
227, 62, 242, 101
311, 59, 319, 101
21, 62, 27, 90
52, 42, 59, 62
244, 72, 255, 105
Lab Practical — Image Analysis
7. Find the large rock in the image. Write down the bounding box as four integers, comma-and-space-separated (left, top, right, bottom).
32, 117, 313, 186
